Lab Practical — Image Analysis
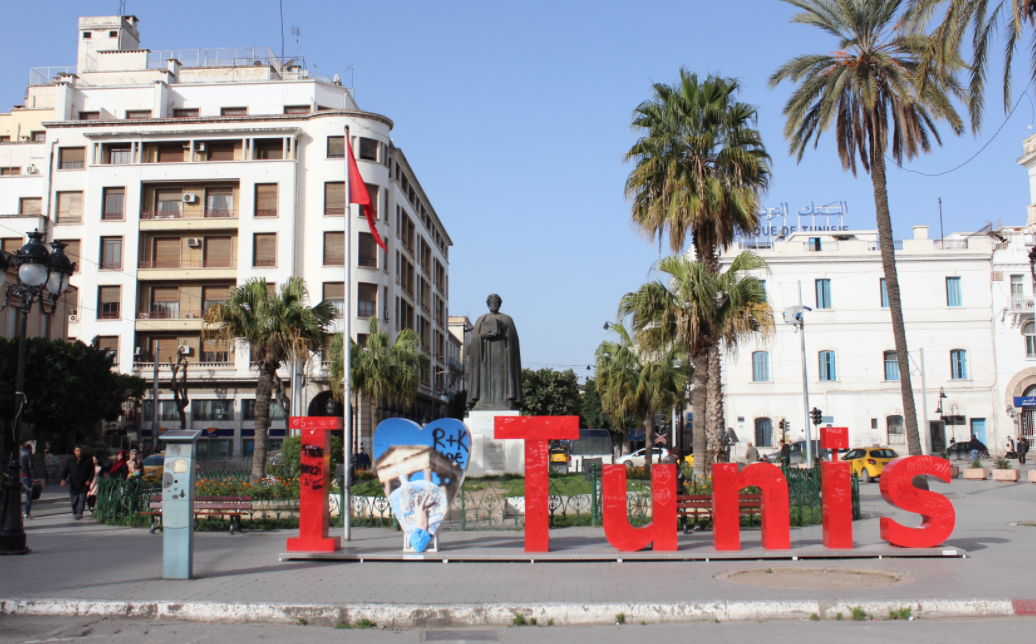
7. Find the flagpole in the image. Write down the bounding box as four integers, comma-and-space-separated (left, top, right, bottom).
343, 124, 353, 541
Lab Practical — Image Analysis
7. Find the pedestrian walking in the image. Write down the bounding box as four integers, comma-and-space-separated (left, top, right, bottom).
126, 449, 142, 479
1006, 437, 1016, 459
109, 450, 129, 479
779, 439, 791, 468
355, 443, 371, 471
19, 440, 39, 519
661, 447, 687, 496
1020, 436, 1030, 465
744, 442, 760, 464
59, 446, 94, 520
86, 455, 102, 514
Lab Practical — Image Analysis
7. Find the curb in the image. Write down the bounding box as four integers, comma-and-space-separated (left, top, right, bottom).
1, 598, 1033, 628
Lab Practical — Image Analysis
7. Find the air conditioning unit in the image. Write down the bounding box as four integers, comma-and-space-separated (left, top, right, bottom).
196, 142, 206, 152
183, 193, 197, 204
68, 314, 78, 323
186, 237, 202, 247
178, 345, 192, 355
24, 165, 37, 175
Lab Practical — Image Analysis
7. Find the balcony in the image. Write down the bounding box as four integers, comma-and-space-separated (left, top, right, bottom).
866, 240, 903, 251
1011, 296, 1035, 312
136, 308, 206, 330
803, 241, 839, 252
934, 239, 968, 250
358, 255, 377, 268
139, 258, 236, 269
133, 361, 234, 371
137, 309, 204, 319
141, 205, 238, 220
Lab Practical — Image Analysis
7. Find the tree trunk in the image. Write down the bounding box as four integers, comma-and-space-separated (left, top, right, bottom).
870, 146, 927, 490
251, 365, 275, 482
691, 351, 709, 479
707, 345, 726, 464
644, 411, 654, 480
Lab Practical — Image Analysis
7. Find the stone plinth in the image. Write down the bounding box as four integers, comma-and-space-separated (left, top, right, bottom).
465, 410, 523, 477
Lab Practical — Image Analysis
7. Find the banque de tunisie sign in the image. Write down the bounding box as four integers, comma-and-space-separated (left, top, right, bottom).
286, 416, 956, 554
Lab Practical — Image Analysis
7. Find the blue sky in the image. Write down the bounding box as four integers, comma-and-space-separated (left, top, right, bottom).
3, 1, 1031, 379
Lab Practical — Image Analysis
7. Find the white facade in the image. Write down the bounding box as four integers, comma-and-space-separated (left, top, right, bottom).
0, 15, 453, 456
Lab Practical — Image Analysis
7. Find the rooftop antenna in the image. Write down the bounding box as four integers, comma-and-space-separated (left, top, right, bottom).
938, 197, 944, 241
291, 27, 301, 58
118, 0, 126, 15
279, 0, 285, 62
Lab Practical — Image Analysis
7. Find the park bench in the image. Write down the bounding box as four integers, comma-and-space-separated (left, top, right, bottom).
676, 493, 762, 534
141, 494, 252, 535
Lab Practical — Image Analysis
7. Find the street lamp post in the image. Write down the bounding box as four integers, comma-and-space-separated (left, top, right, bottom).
0, 230, 75, 555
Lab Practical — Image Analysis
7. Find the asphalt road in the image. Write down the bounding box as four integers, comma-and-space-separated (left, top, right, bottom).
0, 615, 1033, 644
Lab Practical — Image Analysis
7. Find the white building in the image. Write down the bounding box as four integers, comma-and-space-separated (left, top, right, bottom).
719, 135, 1036, 457
2, 15, 453, 457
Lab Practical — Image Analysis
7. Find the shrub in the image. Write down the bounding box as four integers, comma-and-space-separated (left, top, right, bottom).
268, 434, 344, 479
994, 458, 1013, 470
850, 606, 869, 622
512, 612, 526, 627
969, 459, 982, 469
887, 607, 912, 621
615, 612, 626, 625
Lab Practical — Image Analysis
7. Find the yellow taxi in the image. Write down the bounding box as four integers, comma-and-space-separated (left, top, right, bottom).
549, 445, 569, 472
142, 455, 166, 480
841, 447, 899, 483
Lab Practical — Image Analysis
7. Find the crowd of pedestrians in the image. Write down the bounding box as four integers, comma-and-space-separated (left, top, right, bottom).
19, 443, 147, 520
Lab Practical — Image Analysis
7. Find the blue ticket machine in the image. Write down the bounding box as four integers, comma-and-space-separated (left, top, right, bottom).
161, 430, 201, 579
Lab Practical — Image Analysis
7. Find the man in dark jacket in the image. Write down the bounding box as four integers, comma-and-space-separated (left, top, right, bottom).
60, 446, 94, 520
19, 441, 37, 519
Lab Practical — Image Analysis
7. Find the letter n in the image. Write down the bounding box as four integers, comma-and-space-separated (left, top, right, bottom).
712, 463, 791, 550
602, 464, 677, 551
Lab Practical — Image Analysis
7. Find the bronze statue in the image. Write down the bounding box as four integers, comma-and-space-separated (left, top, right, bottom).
467, 294, 523, 411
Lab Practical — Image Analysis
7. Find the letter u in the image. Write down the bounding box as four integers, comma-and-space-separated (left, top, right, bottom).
602, 464, 677, 551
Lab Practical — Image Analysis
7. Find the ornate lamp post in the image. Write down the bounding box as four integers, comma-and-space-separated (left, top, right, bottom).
0, 230, 75, 555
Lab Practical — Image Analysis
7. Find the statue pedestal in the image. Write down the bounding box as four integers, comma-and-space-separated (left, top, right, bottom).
465, 410, 524, 476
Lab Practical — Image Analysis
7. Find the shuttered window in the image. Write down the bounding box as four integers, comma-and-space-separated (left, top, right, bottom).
359, 233, 377, 268
752, 352, 769, 382
204, 236, 233, 267
323, 282, 344, 317
59, 147, 85, 169
255, 184, 278, 216
151, 287, 179, 302
324, 182, 345, 215
56, 192, 83, 223
327, 136, 345, 158
97, 336, 119, 364
155, 189, 183, 216
323, 231, 345, 265
203, 286, 230, 310
365, 183, 379, 217
255, 139, 283, 159
265, 282, 276, 299
284, 105, 310, 114
152, 337, 178, 364
98, 286, 121, 319
151, 287, 179, 318
157, 145, 184, 163
153, 238, 180, 268
358, 283, 377, 319
946, 277, 962, 307
19, 197, 42, 215
207, 143, 234, 161
253, 233, 277, 266
58, 240, 80, 272
103, 188, 125, 220
100, 237, 122, 269
173, 109, 199, 118
359, 137, 378, 161
202, 338, 233, 363
2, 238, 22, 254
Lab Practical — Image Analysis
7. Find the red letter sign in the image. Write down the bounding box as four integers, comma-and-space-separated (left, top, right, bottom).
879, 456, 955, 548
819, 427, 853, 549
495, 416, 579, 552
602, 463, 677, 551
712, 463, 791, 550
286, 422, 342, 552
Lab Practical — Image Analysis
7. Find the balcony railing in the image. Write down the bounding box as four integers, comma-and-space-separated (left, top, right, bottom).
55, 217, 82, 225
255, 209, 278, 217
138, 258, 236, 269
324, 208, 345, 216
738, 241, 773, 250
358, 300, 377, 318
140, 206, 239, 220
137, 309, 204, 320
934, 239, 968, 250
358, 256, 377, 268
803, 241, 839, 252
323, 257, 345, 266
133, 361, 234, 370
253, 259, 276, 267
866, 240, 903, 251
1011, 296, 1035, 312
98, 310, 120, 320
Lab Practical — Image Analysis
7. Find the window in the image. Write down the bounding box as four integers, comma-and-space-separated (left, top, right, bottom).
2, 238, 22, 254
871, 418, 878, 430
82, 32, 92, 38
59, 147, 85, 169
327, 136, 345, 158
365, 183, 379, 218
100, 237, 122, 269
323, 231, 345, 265
358, 283, 377, 319
255, 184, 278, 216
150, 337, 178, 363
0, 136, 8, 143
108, 146, 131, 164
19, 197, 41, 215
203, 236, 233, 267
31, 131, 45, 142
359, 233, 378, 267
205, 188, 234, 217
254, 139, 283, 159
323, 282, 344, 317
324, 182, 345, 215
265, 282, 276, 299
754, 418, 773, 447
815, 278, 832, 309
150, 287, 179, 318
1025, 322, 1036, 358
1012, 274, 1025, 298
59, 239, 80, 272
98, 285, 120, 319
951, 349, 968, 379
242, 400, 285, 421
883, 351, 899, 381
173, 108, 199, 118
887, 415, 905, 445
253, 233, 277, 267
946, 276, 962, 307
202, 285, 230, 312
193, 400, 234, 421
102, 188, 125, 220
56, 192, 83, 223
78, 111, 100, 121
152, 237, 180, 268
221, 107, 247, 116
1, 167, 20, 175
156, 188, 182, 216
201, 338, 232, 363
126, 110, 151, 119
156, 144, 184, 163
819, 351, 836, 381
206, 142, 235, 161
284, 105, 310, 114
880, 278, 888, 308
142, 401, 179, 421
243, 439, 283, 455
359, 137, 378, 161
751, 351, 769, 382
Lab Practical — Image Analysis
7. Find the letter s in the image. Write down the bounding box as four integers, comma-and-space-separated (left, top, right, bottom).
879, 456, 955, 548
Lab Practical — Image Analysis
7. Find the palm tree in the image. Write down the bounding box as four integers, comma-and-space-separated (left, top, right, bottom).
205, 277, 334, 481
594, 323, 688, 478
327, 318, 428, 451
770, 0, 964, 459
620, 253, 773, 479
624, 70, 771, 455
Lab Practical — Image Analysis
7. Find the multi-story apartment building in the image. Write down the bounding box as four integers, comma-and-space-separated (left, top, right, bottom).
2, 15, 453, 457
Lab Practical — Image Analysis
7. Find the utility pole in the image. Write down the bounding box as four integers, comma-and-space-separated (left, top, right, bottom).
918, 348, 929, 455
938, 197, 944, 241
785, 281, 814, 468
152, 340, 160, 453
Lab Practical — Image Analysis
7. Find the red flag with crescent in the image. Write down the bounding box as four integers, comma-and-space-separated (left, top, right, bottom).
346, 137, 387, 252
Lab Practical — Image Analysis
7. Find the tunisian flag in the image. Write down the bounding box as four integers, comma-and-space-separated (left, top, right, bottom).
346, 137, 387, 253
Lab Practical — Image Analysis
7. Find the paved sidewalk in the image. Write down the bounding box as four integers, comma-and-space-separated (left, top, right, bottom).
2, 477, 1033, 625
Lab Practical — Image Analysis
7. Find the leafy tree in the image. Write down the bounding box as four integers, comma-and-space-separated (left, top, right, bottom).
624, 70, 770, 451
447, 390, 467, 419
620, 253, 772, 478
205, 277, 334, 482
520, 368, 582, 418
770, 0, 963, 460
270, 433, 343, 479
580, 377, 611, 431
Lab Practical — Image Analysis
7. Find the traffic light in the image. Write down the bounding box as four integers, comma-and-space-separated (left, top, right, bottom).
810, 407, 823, 426
779, 419, 789, 434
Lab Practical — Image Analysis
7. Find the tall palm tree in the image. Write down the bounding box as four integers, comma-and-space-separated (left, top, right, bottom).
594, 323, 688, 478
770, 0, 964, 459
621, 253, 773, 478
327, 318, 428, 450
624, 70, 771, 456
205, 277, 334, 481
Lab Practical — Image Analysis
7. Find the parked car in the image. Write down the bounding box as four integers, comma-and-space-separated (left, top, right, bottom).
762, 440, 831, 466
615, 447, 693, 469
841, 447, 899, 483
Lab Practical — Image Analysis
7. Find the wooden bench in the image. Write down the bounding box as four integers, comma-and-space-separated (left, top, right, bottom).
141, 494, 252, 534
677, 493, 763, 534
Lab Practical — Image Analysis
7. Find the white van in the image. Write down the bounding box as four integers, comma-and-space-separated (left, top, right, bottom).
566, 428, 616, 473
